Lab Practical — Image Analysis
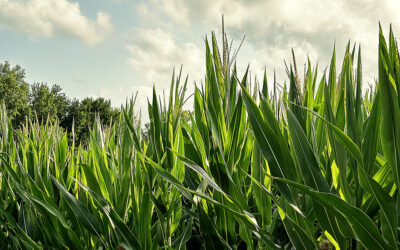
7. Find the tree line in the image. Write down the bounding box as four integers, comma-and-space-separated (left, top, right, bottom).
0, 61, 120, 143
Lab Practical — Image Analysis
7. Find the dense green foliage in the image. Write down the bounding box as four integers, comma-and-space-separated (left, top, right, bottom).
0, 61, 119, 143
1, 26, 400, 249
0, 62, 30, 126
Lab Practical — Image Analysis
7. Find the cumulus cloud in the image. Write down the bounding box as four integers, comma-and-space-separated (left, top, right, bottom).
137, 0, 400, 87
0, 0, 113, 46
137, 0, 190, 27
125, 27, 203, 88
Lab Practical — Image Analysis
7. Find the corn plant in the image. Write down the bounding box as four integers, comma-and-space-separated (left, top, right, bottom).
1, 24, 400, 250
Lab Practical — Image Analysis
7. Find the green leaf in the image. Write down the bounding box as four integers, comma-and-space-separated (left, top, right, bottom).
198, 206, 232, 250
240, 81, 297, 203
73, 178, 141, 249
273, 177, 393, 249
286, 109, 346, 248
378, 25, 400, 190
51, 176, 103, 239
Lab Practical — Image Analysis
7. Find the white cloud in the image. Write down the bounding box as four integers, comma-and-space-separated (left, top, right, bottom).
137, 0, 400, 88
0, 0, 113, 46
83, 0, 400, 116
137, 0, 190, 27
125, 27, 203, 89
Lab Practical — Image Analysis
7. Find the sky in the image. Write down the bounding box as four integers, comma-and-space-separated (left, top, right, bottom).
1, 0, 400, 118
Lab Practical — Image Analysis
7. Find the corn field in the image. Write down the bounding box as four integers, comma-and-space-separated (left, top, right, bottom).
1, 25, 400, 249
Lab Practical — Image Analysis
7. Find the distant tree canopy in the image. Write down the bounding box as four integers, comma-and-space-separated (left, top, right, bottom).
0, 61, 120, 144
63, 97, 119, 144
0, 61, 30, 126
29, 83, 69, 123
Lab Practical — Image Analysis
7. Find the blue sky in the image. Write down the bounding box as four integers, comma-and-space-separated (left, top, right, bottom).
0, 0, 143, 103
1, 0, 400, 116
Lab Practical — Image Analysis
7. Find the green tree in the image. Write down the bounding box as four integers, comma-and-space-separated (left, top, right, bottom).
51, 84, 70, 122
29, 83, 70, 123
63, 97, 119, 144
29, 83, 57, 122
0, 61, 30, 126
0, 61, 120, 144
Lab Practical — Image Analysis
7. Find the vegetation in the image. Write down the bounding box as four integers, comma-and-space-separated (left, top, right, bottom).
1, 25, 400, 249
0, 62, 30, 126
0, 61, 119, 143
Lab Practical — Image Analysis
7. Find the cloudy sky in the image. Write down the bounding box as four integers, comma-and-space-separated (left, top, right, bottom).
1, 0, 400, 115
